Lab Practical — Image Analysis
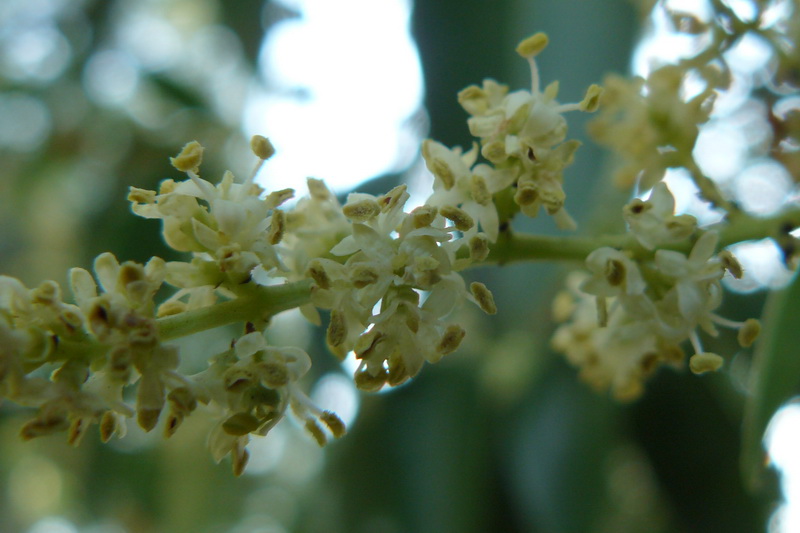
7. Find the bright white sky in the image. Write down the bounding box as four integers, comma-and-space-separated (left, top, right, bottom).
244, 0, 424, 195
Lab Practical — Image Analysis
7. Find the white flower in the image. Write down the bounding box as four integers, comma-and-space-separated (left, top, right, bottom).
422, 139, 515, 242
129, 142, 292, 286
581, 247, 646, 298
654, 231, 724, 334
624, 183, 697, 250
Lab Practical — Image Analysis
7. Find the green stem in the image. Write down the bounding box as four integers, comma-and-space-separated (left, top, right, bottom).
481, 207, 800, 266
153, 208, 800, 342
157, 279, 313, 341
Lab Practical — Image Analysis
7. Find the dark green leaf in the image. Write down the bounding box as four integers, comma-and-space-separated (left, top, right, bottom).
741, 271, 800, 491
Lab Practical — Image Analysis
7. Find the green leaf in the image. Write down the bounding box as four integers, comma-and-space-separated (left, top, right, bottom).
741, 271, 800, 491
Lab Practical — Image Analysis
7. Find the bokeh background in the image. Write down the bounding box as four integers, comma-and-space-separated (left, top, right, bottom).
0, 0, 793, 532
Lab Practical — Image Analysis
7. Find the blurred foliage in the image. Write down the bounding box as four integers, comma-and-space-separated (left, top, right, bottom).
0, 0, 785, 532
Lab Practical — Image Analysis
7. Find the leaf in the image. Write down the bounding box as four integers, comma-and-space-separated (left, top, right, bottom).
741, 271, 800, 491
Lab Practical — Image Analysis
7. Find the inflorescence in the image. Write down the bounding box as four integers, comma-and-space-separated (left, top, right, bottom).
3, 25, 796, 474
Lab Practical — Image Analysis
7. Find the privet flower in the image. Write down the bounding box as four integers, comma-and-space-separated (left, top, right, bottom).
589, 66, 717, 190
129, 140, 291, 291
623, 183, 697, 250
310, 185, 492, 389
191, 332, 345, 475
421, 139, 514, 242
455, 32, 601, 229
553, 229, 761, 400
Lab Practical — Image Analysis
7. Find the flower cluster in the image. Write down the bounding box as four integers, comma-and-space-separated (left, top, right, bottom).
588, 65, 717, 191
422, 33, 602, 235
552, 185, 760, 400
0, 107, 506, 473
129, 138, 292, 314
2, 25, 789, 478
308, 184, 496, 390
0, 253, 169, 445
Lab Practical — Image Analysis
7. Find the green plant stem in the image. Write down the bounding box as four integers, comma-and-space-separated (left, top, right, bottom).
482, 206, 800, 266
153, 207, 800, 342
157, 279, 313, 341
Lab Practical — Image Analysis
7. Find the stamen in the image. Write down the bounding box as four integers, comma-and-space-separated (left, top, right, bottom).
689, 330, 704, 355
529, 57, 540, 95
709, 314, 745, 329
